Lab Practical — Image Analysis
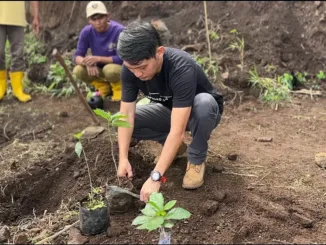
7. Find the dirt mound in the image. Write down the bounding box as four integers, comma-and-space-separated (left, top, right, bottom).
27, 1, 326, 92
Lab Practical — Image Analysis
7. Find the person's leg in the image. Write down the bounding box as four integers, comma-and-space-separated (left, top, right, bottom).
102, 64, 122, 101
8, 26, 31, 102
73, 65, 111, 97
183, 93, 221, 189
0, 25, 8, 100
132, 103, 171, 144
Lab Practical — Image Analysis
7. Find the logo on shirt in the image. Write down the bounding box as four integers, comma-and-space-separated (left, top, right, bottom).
108, 42, 117, 51
146, 93, 172, 102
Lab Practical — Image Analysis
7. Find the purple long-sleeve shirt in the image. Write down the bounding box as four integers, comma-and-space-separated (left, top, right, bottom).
74, 20, 125, 67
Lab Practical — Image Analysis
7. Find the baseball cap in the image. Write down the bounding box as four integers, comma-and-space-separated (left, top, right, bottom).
86, 1, 108, 18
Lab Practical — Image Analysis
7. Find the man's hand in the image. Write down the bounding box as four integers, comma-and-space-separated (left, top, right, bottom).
86, 66, 99, 77
140, 178, 161, 202
32, 17, 40, 35
117, 159, 133, 179
83, 56, 100, 66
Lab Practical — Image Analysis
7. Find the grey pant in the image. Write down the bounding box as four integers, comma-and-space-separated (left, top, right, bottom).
0, 25, 25, 71
133, 93, 221, 165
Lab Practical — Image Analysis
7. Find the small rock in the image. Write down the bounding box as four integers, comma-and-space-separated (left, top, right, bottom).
73, 170, 81, 179
202, 200, 219, 216
315, 152, 326, 169
212, 165, 224, 173
291, 213, 314, 228
256, 137, 273, 142
14, 233, 28, 244
67, 227, 89, 244
82, 126, 105, 139
58, 111, 69, 117
227, 153, 238, 161
0, 226, 10, 243
222, 72, 229, 80
211, 191, 227, 202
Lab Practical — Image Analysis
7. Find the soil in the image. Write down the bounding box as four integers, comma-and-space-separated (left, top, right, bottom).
1, 92, 326, 244
2, 1, 326, 244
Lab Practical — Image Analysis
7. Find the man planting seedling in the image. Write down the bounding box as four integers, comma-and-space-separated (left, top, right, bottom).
116, 21, 224, 202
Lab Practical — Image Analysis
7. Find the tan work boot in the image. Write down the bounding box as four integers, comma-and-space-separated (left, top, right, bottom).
154, 141, 188, 164
182, 162, 205, 189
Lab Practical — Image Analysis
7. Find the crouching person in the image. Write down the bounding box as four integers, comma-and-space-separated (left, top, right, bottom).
73, 1, 124, 102
116, 21, 224, 202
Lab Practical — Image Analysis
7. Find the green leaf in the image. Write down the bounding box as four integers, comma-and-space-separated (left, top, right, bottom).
93, 108, 111, 120
164, 200, 176, 211
149, 192, 164, 211
132, 215, 153, 225
75, 142, 83, 158
141, 204, 156, 217
136, 216, 164, 231
165, 207, 191, 220
148, 201, 161, 211
111, 119, 132, 128
136, 97, 150, 106
110, 112, 128, 120
73, 131, 84, 140
163, 221, 174, 229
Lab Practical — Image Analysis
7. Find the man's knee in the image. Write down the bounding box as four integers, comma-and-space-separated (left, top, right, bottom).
192, 93, 219, 119
72, 65, 87, 80
103, 64, 122, 83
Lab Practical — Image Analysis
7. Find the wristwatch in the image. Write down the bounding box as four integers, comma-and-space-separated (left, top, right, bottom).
150, 170, 167, 183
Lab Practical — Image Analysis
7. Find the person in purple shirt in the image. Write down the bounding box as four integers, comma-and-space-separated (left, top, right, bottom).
73, 1, 124, 102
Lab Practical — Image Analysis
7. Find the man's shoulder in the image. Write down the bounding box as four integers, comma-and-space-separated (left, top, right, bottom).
110, 20, 125, 30
79, 25, 92, 35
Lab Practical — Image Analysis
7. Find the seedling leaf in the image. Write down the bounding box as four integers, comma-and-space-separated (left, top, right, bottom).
163, 221, 174, 229
165, 207, 191, 220
132, 215, 153, 225
94, 108, 111, 120
149, 192, 164, 210
164, 200, 176, 211
75, 142, 83, 158
141, 205, 156, 217
112, 119, 132, 128
136, 217, 164, 231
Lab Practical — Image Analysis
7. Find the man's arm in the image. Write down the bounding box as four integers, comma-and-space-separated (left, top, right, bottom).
154, 107, 191, 175
118, 101, 136, 162
30, 1, 40, 34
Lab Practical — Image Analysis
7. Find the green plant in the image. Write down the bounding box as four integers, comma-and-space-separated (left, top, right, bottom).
249, 65, 291, 104
93, 109, 131, 183
132, 192, 191, 232
193, 54, 220, 82
24, 32, 47, 66
227, 36, 245, 71
295, 71, 308, 84
317, 70, 326, 80
74, 131, 105, 210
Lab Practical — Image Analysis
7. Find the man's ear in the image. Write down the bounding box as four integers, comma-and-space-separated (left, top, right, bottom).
157, 46, 165, 58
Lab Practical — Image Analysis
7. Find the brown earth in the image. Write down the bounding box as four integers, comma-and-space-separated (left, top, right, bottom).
1, 1, 326, 244
1, 93, 326, 244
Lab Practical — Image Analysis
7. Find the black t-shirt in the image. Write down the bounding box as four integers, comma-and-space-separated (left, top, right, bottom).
121, 47, 224, 114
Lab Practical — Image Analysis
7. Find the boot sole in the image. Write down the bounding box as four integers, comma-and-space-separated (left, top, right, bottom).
182, 180, 204, 190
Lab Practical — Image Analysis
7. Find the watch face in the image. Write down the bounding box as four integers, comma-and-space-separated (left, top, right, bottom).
151, 171, 161, 181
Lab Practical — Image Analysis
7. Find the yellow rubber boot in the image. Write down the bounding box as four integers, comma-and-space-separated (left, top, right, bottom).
90, 80, 111, 98
9, 71, 31, 102
0, 70, 7, 100
110, 81, 122, 102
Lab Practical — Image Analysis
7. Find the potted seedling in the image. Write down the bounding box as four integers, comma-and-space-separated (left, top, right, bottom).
93, 109, 135, 214
132, 192, 191, 244
74, 131, 109, 235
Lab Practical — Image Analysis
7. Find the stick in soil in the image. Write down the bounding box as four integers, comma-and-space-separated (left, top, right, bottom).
3, 119, 12, 140
35, 220, 80, 244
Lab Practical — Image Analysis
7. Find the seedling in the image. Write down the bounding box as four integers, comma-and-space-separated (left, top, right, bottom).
227, 36, 245, 71
74, 131, 105, 210
132, 192, 191, 244
93, 109, 131, 183
317, 70, 326, 80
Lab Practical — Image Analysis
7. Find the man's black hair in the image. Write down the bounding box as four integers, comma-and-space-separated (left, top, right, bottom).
117, 21, 162, 65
